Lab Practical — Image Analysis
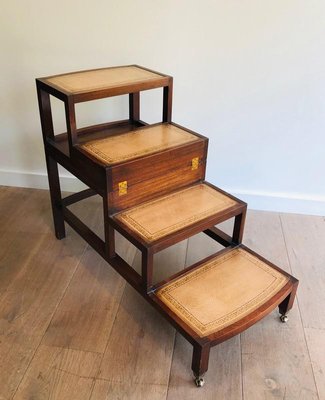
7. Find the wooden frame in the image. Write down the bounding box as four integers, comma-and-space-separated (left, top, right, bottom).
36, 65, 298, 386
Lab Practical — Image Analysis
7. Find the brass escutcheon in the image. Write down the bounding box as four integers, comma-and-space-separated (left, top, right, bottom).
191, 157, 199, 170
118, 181, 128, 196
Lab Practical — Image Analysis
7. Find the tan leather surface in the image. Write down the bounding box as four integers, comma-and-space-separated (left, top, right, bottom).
115, 184, 237, 242
47, 66, 162, 93
156, 248, 289, 337
81, 124, 199, 165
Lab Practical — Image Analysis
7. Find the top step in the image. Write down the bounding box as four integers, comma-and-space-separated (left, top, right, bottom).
37, 65, 171, 102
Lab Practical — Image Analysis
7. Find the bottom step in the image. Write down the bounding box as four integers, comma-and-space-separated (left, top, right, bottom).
153, 245, 296, 341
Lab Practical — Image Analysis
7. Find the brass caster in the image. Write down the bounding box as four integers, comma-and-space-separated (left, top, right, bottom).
194, 376, 205, 387
280, 314, 288, 323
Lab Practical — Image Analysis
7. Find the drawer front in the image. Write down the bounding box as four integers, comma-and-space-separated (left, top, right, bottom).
108, 140, 207, 211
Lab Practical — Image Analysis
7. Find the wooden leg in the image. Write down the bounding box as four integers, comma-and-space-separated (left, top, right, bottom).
279, 280, 299, 319
191, 343, 210, 386
129, 92, 140, 121
142, 248, 154, 292
163, 81, 173, 123
46, 154, 65, 240
103, 196, 115, 258
232, 208, 247, 244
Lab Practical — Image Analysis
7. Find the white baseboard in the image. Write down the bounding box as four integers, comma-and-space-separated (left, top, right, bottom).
1, 169, 324, 216
0, 169, 86, 193
228, 189, 325, 216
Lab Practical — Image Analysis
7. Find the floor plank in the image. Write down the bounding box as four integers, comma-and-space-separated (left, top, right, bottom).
304, 327, 325, 400
42, 233, 136, 353
13, 345, 101, 400
241, 211, 318, 400
166, 229, 242, 399
280, 214, 325, 329
0, 231, 44, 298
91, 379, 167, 400
0, 187, 53, 234
167, 334, 242, 400
0, 231, 87, 399
0, 187, 323, 400
0, 190, 94, 399
42, 247, 127, 354
94, 242, 187, 398
280, 213, 325, 400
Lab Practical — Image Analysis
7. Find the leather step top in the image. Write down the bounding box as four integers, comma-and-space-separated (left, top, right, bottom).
80, 123, 200, 165
155, 246, 289, 338
113, 183, 242, 243
45, 65, 165, 94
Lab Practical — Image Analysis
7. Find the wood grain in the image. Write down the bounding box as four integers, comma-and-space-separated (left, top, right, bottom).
96, 241, 187, 396
0, 190, 94, 399
167, 334, 242, 400
280, 213, 325, 400
0, 230, 87, 399
13, 345, 101, 400
42, 209, 137, 353
0, 187, 53, 234
280, 214, 325, 329
81, 123, 199, 165
91, 379, 167, 400
167, 228, 242, 399
0, 188, 323, 399
42, 247, 127, 353
241, 210, 318, 400
304, 327, 325, 400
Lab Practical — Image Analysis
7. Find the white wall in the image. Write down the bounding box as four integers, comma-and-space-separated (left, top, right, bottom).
1, 0, 324, 215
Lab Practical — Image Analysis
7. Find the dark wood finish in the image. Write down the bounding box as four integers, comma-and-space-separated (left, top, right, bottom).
232, 208, 247, 244
36, 64, 299, 387
37, 64, 172, 103
192, 344, 210, 378
45, 155, 66, 240
204, 226, 233, 247
64, 97, 77, 148
62, 206, 105, 257
110, 181, 247, 253
142, 248, 154, 292
108, 137, 207, 211
37, 86, 65, 239
163, 79, 173, 123
129, 92, 140, 121
279, 279, 299, 315
103, 194, 115, 258
61, 188, 97, 206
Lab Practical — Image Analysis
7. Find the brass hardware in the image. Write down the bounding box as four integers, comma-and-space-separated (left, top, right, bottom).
118, 181, 128, 196
191, 157, 199, 170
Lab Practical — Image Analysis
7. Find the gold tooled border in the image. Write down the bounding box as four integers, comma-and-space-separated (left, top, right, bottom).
156, 248, 289, 337
47, 66, 162, 94
116, 184, 237, 242
80, 125, 198, 165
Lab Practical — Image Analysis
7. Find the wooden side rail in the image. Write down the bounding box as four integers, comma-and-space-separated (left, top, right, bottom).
203, 227, 233, 247
62, 188, 97, 206
62, 206, 106, 257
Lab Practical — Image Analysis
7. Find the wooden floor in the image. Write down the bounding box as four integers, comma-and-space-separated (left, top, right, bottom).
0, 186, 324, 400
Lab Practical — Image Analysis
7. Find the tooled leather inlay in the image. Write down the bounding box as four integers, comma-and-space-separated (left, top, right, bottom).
47, 66, 163, 93
81, 124, 199, 165
156, 248, 289, 337
115, 184, 237, 242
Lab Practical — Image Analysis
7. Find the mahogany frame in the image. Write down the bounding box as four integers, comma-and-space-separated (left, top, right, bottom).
36, 65, 298, 383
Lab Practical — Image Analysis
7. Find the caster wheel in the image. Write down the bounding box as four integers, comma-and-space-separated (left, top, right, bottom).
194, 377, 205, 387
280, 314, 288, 323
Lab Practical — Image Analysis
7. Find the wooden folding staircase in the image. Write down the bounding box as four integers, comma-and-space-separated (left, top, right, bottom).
36, 65, 298, 387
